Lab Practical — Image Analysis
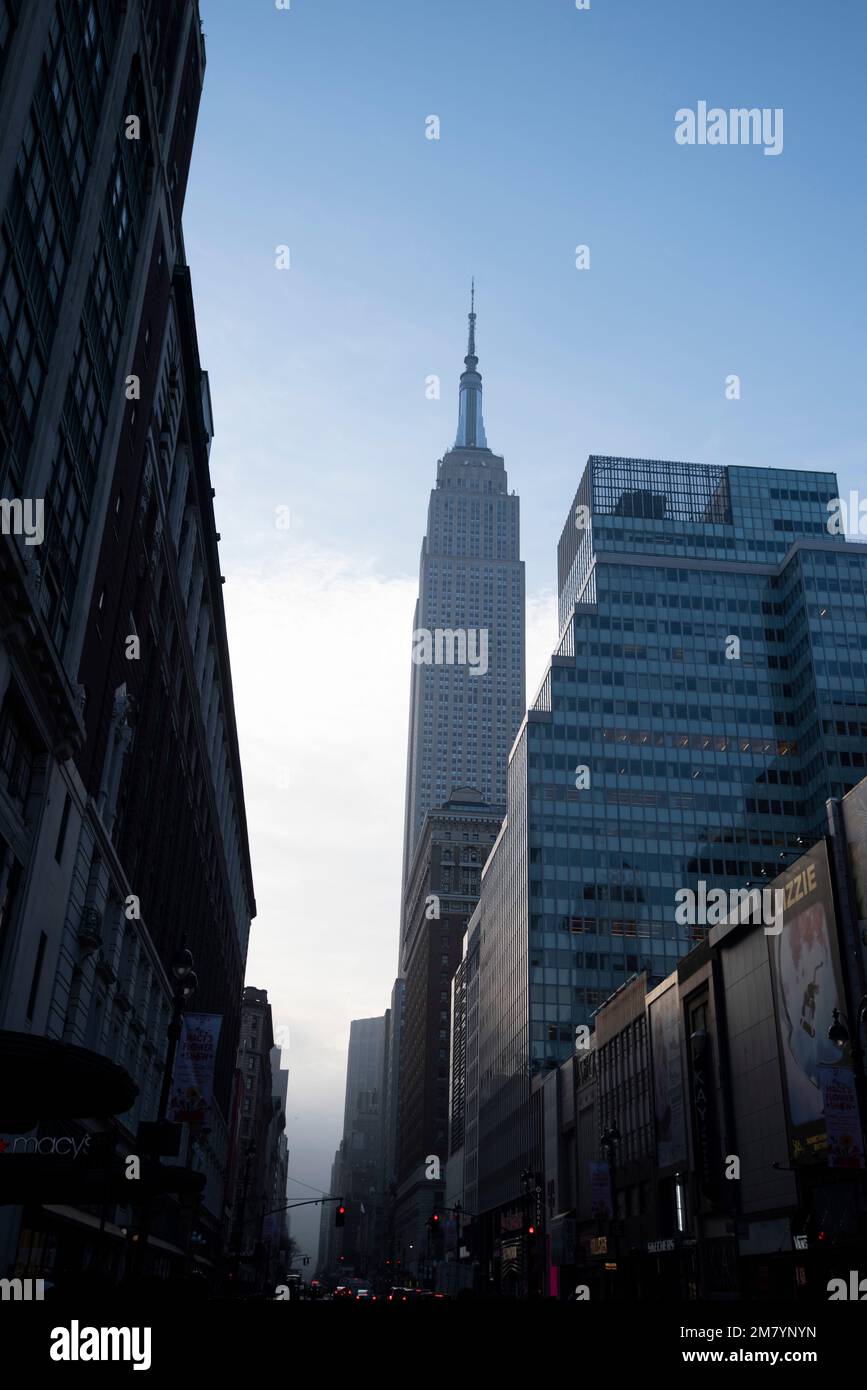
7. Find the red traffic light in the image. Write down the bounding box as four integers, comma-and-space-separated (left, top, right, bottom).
335, 1203, 346, 1228
528, 1225, 536, 1235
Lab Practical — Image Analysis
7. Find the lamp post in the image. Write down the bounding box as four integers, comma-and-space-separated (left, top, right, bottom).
828, 997, 867, 1156
520, 1167, 543, 1298
157, 946, 197, 1123
132, 946, 196, 1283
600, 1125, 621, 1298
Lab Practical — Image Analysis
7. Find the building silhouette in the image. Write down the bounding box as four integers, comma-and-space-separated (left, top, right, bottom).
0, 0, 254, 1287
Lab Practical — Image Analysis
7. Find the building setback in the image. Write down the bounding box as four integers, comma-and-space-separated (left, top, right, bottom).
0, 0, 255, 1286
471, 455, 867, 1235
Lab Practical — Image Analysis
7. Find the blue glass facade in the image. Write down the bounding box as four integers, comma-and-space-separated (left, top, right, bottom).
475, 456, 867, 1211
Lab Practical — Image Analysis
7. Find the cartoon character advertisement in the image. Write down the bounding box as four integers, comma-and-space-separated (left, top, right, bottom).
842, 779, 867, 984
766, 842, 860, 1165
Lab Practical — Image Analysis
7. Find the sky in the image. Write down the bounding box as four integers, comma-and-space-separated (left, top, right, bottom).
184, 0, 867, 1260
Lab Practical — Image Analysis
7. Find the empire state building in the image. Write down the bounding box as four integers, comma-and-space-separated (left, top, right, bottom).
399, 292, 526, 967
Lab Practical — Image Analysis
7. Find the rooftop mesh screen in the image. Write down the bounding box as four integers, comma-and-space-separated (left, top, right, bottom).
591, 457, 732, 525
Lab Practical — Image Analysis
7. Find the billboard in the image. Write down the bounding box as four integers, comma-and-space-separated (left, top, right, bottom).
766, 841, 858, 1165
841, 778, 867, 982
649, 983, 688, 1169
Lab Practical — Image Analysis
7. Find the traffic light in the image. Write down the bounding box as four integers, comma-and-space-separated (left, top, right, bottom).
335, 1202, 346, 1228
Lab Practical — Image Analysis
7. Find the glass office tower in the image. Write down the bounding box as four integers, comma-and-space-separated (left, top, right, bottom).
474, 456, 867, 1211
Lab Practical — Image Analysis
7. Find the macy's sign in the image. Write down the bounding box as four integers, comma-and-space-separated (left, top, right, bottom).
0, 1135, 91, 1158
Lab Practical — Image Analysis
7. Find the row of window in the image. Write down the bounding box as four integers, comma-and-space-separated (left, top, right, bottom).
44, 60, 152, 646
0, 0, 117, 488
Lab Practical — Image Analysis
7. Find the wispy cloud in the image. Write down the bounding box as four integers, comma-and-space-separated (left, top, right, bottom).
221, 538, 557, 1254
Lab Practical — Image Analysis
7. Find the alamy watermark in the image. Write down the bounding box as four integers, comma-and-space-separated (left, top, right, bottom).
675, 103, 783, 157
0, 497, 44, 546
49, 1322, 152, 1370
411, 628, 489, 676
0, 1277, 44, 1300
675, 881, 784, 935
828, 1271, 867, 1300
827, 493, 867, 536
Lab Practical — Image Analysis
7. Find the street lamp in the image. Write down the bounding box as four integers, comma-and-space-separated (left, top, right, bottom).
599, 1126, 621, 1297
132, 945, 196, 1281
600, 1124, 621, 1165
826, 998, 867, 1183
171, 947, 194, 982
828, 999, 867, 1058
157, 945, 197, 1123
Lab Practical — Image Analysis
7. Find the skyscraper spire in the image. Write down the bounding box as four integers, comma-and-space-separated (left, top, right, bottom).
467, 277, 476, 362
455, 280, 488, 449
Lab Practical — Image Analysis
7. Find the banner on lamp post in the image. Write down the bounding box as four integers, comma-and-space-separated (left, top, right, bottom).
168, 1013, 222, 1124
589, 1161, 612, 1220
819, 1063, 865, 1170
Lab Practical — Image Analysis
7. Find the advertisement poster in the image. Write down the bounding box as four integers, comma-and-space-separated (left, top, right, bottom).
649, 983, 688, 1169
819, 1064, 865, 1170
168, 1013, 222, 1125
589, 1161, 612, 1220
766, 842, 855, 1164
842, 779, 867, 982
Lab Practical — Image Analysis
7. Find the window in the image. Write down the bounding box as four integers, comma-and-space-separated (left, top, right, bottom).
26, 930, 47, 1022
0, 688, 37, 809
43, 57, 150, 640
0, 836, 22, 973
54, 792, 71, 863
690, 999, 709, 1036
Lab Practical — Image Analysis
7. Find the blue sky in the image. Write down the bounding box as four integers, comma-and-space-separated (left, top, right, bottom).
184, 0, 867, 1258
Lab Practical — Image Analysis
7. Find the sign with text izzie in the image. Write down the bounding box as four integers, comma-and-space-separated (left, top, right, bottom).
766, 841, 855, 1165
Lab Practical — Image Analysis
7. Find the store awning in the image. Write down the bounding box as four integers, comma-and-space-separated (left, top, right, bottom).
0, 1031, 138, 1131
